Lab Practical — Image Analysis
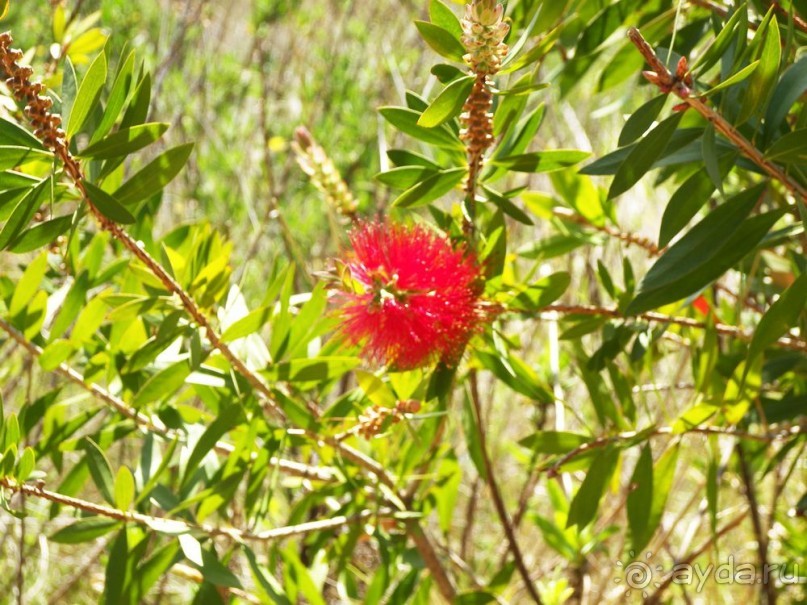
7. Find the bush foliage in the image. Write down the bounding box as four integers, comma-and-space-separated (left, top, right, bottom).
0, 0, 806, 603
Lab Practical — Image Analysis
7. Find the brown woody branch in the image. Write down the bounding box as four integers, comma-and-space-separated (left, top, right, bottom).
529, 303, 807, 353
543, 422, 807, 477
0, 476, 388, 543
468, 370, 543, 604
627, 27, 807, 210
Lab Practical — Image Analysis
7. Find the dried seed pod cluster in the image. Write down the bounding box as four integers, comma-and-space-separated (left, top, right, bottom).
0, 32, 66, 152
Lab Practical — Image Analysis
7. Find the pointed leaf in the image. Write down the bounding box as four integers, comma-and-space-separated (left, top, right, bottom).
79, 123, 169, 159
67, 51, 107, 137
608, 112, 684, 199
414, 20, 466, 62
567, 446, 619, 529
418, 76, 475, 128
82, 180, 136, 224
747, 273, 807, 364
113, 142, 194, 206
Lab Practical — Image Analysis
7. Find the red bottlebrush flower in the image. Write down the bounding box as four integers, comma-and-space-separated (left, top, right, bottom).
334, 221, 487, 370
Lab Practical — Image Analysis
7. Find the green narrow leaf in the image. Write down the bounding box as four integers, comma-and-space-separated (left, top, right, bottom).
39, 339, 74, 371
482, 186, 533, 225
70, 295, 108, 345
120, 72, 152, 129
707, 449, 719, 534
566, 446, 619, 529
739, 13, 780, 123
659, 168, 717, 248
701, 60, 759, 96
505, 271, 571, 311
634, 185, 763, 300
379, 107, 463, 149
0, 146, 52, 171
747, 273, 807, 364
0, 179, 48, 250
629, 207, 783, 314
608, 112, 684, 199
264, 357, 361, 383
91, 50, 136, 142
221, 306, 272, 342
79, 123, 169, 159
618, 94, 667, 147
414, 20, 466, 62
81, 180, 136, 224
104, 530, 129, 605
114, 466, 135, 510
375, 166, 437, 189
692, 3, 748, 73
9, 214, 72, 254
196, 549, 243, 589
702, 123, 724, 194
627, 445, 653, 551
418, 76, 475, 128
182, 405, 241, 488
50, 517, 120, 544
131, 543, 181, 603
0, 118, 45, 150
356, 370, 398, 408
764, 54, 807, 146
517, 431, 590, 454
245, 547, 290, 605
429, 0, 462, 38
61, 58, 78, 131
492, 150, 590, 173
392, 167, 466, 208
67, 51, 107, 137
81, 437, 115, 505
645, 444, 679, 545
16, 446, 35, 482
764, 129, 807, 163
9, 251, 48, 316
49, 271, 90, 340
133, 361, 192, 407
113, 142, 194, 206
461, 389, 487, 480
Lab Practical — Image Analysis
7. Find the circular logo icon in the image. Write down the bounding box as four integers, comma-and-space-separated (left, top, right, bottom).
614, 551, 663, 599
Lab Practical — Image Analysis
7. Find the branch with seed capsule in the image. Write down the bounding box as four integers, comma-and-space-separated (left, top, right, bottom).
460, 0, 510, 237
626, 26, 807, 213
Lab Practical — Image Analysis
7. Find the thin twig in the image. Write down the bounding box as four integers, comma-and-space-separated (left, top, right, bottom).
529, 303, 807, 353
646, 509, 749, 604
553, 207, 662, 255
46, 538, 109, 605
767, 1, 807, 34
469, 371, 543, 604
0, 476, 388, 543
737, 443, 777, 604
405, 521, 458, 603
544, 423, 806, 477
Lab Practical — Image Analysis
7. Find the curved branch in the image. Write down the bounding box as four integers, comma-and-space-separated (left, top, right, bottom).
0, 476, 388, 543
